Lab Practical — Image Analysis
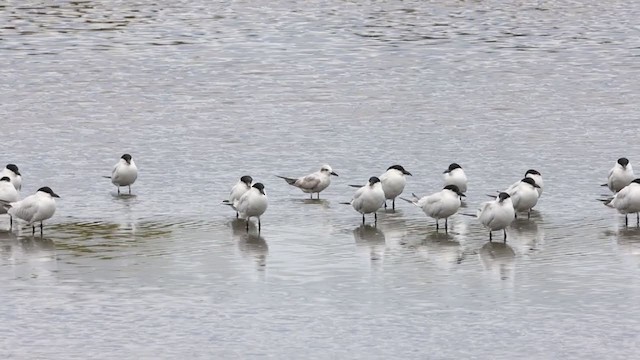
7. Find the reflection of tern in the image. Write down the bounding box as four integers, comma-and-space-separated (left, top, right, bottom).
479, 241, 516, 281
353, 224, 386, 261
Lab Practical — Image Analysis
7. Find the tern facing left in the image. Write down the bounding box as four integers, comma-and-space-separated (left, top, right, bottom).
506, 169, 543, 197
105, 154, 138, 195
276, 164, 338, 199
0, 176, 20, 227
343, 176, 386, 225
236, 183, 268, 232
223, 175, 253, 218
443, 163, 467, 194
380, 165, 412, 209
401, 184, 465, 231
2, 186, 60, 236
1, 164, 22, 191
601, 178, 640, 227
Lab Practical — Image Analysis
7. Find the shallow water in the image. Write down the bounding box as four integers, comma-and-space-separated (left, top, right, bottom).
2, 0, 640, 358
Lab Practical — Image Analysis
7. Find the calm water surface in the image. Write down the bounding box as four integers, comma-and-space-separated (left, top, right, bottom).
1, 1, 640, 358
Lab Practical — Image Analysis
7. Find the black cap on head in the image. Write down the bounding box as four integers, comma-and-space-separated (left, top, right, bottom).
0, 176, 10, 182
525, 169, 540, 176
618, 157, 629, 167
444, 163, 462, 173
443, 184, 465, 196
38, 186, 60, 198
498, 192, 510, 202
121, 154, 132, 164
368, 176, 381, 185
521, 177, 540, 188
252, 182, 265, 195
388, 164, 411, 176
6, 164, 20, 176
240, 175, 253, 185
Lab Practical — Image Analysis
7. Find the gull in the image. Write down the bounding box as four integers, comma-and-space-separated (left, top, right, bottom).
0, 176, 19, 227
443, 163, 467, 194
476, 192, 515, 242
505, 169, 544, 197
400, 184, 465, 232
602, 157, 634, 193
601, 178, 640, 227
343, 176, 386, 225
276, 164, 338, 199
1, 164, 22, 191
223, 175, 253, 218
2, 186, 60, 236
104, 154, 138, 195
236, 183, 268, 232
505, 177, 540, 219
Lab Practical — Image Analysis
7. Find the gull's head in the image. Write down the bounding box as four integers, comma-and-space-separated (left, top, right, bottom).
387, 164, 412, 176
320, 165, 338, 177
368, 176, 381, 186
498, 192, 510, 202
38, 186, 60, 198
444, 163, 462, 174
252, 183, 266, 195
525, 169, 541, 177
240, 175, 253, 186
0, 176, 10, 182
443, 184, 465, 197
6, 164, 20, 176
618, 157, 630, 168
121, 154, 133, 165
521, 177, 540, 188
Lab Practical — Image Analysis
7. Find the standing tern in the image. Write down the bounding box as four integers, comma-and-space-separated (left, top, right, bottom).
477, 192, 515, 242
443, 163, 467, 194
506, 169, 543, 197
104, 154, 138, 195
276, 164, 338, 199
400, 184, 465, 232
1, 164, 22, 191
601, 178, 640, 226
379, 165, 412, 210
343, 176, 386, 225
505, 177, 540, 219
236, 183, 268, 232
223, 175, 253, 218
2, 186, 60, 236
0, 176, 19, 227
602, 157, 634, 193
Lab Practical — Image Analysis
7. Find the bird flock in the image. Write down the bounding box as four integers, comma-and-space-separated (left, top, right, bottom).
0, 155, 637, 240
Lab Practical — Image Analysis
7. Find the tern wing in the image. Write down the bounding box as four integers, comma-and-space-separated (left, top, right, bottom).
8, 196, 38, 224
294, 173, 321, 191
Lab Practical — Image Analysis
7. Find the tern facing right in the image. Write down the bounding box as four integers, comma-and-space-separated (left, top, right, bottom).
1, 164, 22, 191
105, 154, 138, 195
506, 177, 540, 219
276, 164, 338, 199
401, 184, 465, 231
601, 178, 640, 226
380, 165, 412, 210
477, 192, 515, 242
344, 176, 386, 225
223, 175, 253, 218
443, 163, 467, 194
0, 176, 19, 227
2, 186, 60, 236
236, 183, 268, 232
603, 157, 634, 193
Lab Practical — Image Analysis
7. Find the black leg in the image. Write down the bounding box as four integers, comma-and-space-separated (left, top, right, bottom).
445, 218, 448, 233
392, 198, 395, 210
117, 187, 120, 195
317, 193, 320, 200
40, 222, 43, 237
9, 215, 12, 228
436, 220, 439, 231
637, 213, 639, 227
258, 219, 261, 232
309, 193, 313, 199
503, 229, 507, 242
527, 210, 531, 219
489, 231, 492, 242
362, 214, 365, 224
626, 215, 629, 227
32, 225, 35, 235
374, 212, 378, 225
246, 218, 249, 232
129, 186, 132, 195
236, 211, 239, 219
384, 202, 387, 209
515, 213, 518, 219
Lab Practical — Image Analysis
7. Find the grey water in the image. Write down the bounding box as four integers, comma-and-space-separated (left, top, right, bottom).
1, 0, 640, 358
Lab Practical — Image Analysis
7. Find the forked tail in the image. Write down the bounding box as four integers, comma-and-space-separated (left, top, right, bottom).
275, 175, 297, 185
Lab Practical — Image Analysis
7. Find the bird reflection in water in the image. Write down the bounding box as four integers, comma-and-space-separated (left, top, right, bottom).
479, 241, 516, 282
509, 216, 544, 254
230, 219, 268, 269
353, 224, 386, 262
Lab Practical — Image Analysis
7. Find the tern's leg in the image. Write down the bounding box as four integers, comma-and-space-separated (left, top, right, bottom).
436, 220, 439, 231
489, 231, 492, 242
258, 219, 261, 232
317, 193, 320, 200
515, 213, 518, 219
32, 225, 35, 236
374, 212, 378, 225
236, 211, 239, 219
310, 193, 313, 200
9, 215, 12, 228
384, 201, 387, 209
445, 218, 448, 233
503, 229, 507, 242
40, 222, 43, 237
362, 214, 365, 225
392, 198, 395, 210
637, 213, 639, 227
527, 210, 531, 219
246, 218, 250, 232
625, 215, 628, 227
129, 186, 131, 195
117, 187, 120, 195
